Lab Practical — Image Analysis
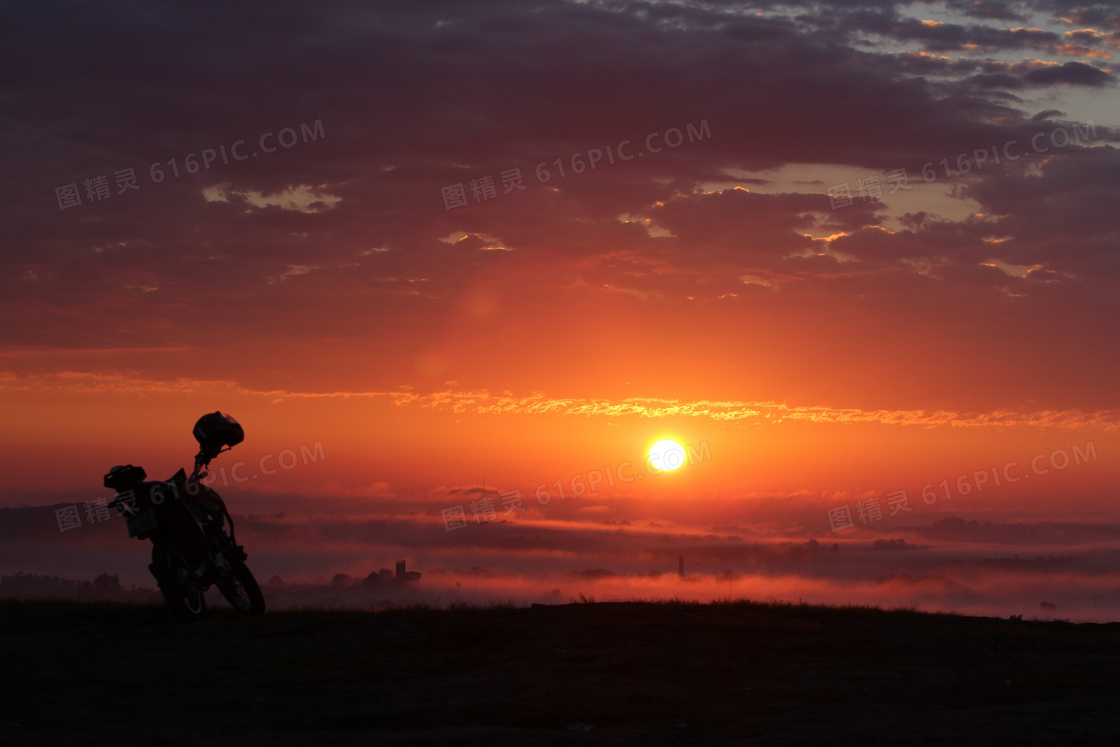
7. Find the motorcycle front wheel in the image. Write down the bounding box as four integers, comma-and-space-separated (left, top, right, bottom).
218, 559, 265, 615
151, 542, 206, 623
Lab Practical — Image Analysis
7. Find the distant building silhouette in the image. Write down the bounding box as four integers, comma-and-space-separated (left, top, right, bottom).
397, 560, 421, 584
364, 562, 421, 586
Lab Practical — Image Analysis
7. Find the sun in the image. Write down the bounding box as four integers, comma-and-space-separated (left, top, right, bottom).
648, 439, 686, 472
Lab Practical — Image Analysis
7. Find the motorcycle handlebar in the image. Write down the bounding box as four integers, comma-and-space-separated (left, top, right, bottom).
192, 444, 234, 476
107, 494, 138, 516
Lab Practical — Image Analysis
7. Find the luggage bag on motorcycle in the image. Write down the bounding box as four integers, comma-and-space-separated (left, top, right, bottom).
103, 464, 147, 491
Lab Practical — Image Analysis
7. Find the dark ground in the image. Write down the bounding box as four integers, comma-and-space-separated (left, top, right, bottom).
2, 597, 1120, 745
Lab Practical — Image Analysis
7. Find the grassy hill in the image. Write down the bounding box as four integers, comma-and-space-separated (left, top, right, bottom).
2, 598, 1120, 745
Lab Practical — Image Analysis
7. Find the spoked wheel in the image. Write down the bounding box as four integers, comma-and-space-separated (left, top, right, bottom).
218, 559, 265, 614
151, 543, 206, 622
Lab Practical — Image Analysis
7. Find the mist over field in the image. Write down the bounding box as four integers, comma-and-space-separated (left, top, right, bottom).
7, 497, 1120, 622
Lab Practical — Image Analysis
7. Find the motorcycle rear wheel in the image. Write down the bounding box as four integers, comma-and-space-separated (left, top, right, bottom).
151, 543, 206, 623
218, 559, 265, 614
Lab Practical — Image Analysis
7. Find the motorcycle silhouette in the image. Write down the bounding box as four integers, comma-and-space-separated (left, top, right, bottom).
103, 412, 265, 621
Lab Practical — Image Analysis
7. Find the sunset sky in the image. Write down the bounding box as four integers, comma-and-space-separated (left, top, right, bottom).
2, 1, 1119, 617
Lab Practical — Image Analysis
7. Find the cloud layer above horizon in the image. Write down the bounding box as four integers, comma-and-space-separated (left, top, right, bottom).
4, 0, 1117, 409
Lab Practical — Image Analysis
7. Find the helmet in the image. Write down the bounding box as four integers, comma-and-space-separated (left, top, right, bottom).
193, 411, 244, 460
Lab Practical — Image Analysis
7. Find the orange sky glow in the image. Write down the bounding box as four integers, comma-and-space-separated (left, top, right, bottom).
3, 0, 1120, 620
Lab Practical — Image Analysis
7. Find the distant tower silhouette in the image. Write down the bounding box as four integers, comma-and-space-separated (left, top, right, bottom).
678, 554, 685, 578
395, 559, 422, 584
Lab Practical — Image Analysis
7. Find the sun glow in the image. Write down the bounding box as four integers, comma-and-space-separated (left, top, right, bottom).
648, 439, 686, 472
